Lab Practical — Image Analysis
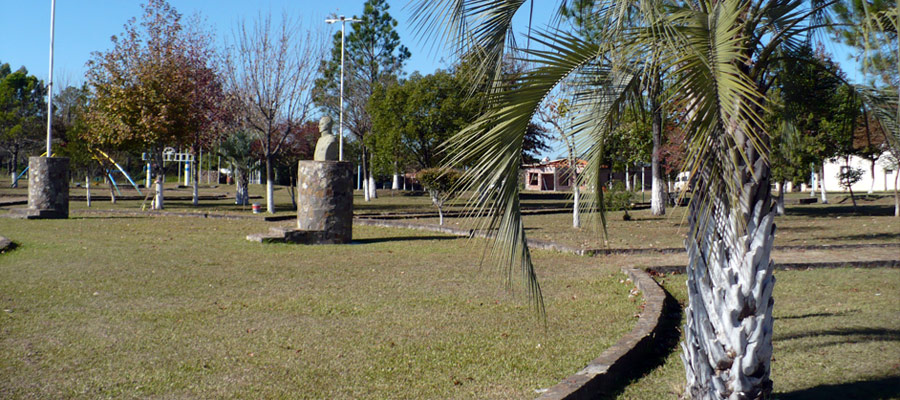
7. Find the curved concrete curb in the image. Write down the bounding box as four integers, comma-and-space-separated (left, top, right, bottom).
536, 268, 666, 400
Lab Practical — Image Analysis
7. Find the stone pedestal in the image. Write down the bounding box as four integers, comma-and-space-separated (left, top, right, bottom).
25, 157, 70, 219
296, 161, 353, 244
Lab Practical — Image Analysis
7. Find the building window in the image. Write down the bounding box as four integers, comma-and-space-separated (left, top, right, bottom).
529, 173, 538, 186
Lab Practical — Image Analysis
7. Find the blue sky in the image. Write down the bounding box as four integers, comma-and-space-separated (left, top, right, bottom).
2, 0, 865, 88
0, 0, 556, 87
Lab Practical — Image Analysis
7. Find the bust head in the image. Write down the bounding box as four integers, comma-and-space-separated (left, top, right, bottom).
319, 116, 334, 136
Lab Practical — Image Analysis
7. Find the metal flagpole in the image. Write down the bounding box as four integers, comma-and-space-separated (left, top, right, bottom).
46, 0, 57, 156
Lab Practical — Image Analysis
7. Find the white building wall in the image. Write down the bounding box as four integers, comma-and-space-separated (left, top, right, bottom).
818, 152, 897, 192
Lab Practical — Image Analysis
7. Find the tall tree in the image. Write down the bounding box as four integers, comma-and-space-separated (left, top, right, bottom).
411, 0, 842, 397
84, 0, 225, 210
0, 62, 46, 187
313, 0, 410, 201
368, 69, 481, 178
227, 12, 324, 213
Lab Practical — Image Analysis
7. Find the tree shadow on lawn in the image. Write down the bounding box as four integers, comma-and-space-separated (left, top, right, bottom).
786, 204, 895, 217
352, 235, 461, 244
777, 376, 900, 400
775, 310, 857, 320
775, 327, 900, 343
817, 232, 900, 242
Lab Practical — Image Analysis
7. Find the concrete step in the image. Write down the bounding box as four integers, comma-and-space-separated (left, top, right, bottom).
246, 233, 286, 243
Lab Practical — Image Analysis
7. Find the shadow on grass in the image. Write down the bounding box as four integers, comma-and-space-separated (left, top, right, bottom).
775, 310, 856, 320
599, 287, 683, 399
776, 376, 900, 400
786, 204, 895, 217
819, 232, 900, 242
352, 235, 460, 244
775, 327, 900, 342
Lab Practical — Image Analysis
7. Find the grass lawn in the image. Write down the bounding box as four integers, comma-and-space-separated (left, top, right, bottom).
0, 216, 639, 399
614, 268, 900, 400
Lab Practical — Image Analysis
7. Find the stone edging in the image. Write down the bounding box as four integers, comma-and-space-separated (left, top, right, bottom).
647, 259, 900, 275
536, 267, 666, 400
0, 236, 13, 252
352, 218, 900, 255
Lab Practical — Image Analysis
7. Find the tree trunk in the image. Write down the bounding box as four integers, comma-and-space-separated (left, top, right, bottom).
650, 69, 666, 216
572, 185, 581, 228
86, 174, 91, 207
362, 149, 371, 202
776, 180, 785, 216
809, 166, 816, 197
11, 146, 18, 188
894, 169, 899, 217
682, 160, 776, 400
819, 163, 828, 204
625, 164, 631, 191
108, 173, 117, 204
392, 160, 400, 190
152, 151, 165, 210
235, 167, 249, 206
868, 159, 875, 194
192, 158, 199, 206
265, 154, 275, 213
368, 174, 377, 199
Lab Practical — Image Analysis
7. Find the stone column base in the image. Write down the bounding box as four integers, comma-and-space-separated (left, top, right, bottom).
296, 161, 353, 244
23, 157, 69, 219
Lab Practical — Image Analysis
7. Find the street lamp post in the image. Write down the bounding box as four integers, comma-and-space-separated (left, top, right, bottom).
325, 15, 360, 162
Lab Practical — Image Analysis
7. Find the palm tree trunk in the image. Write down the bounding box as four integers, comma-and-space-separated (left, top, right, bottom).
682, 153, 776, 400
894, 169, 899, 217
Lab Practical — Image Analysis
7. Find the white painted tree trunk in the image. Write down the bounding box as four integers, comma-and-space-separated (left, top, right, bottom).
266, 179, 275, 213
682, 194, 777, 400
86, 175, 91, 208
809, 167, 816, 197
572, 186, 581, 228
368, 175, 377, 199
362, 177, 370, 201
776, 181, 785, 215
392, 173, 400, 190
10, 172, 17, 188
625, 164, 631, 191
651, 171, 666, 216
153, 179, 164, 210
819, 163, 828, 204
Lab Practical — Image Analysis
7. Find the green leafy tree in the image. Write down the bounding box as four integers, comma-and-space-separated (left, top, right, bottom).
84, 0, 225, 209
218, 128, 256, 205
313, 0, 410, 201
412, 0, 846, 397
0, 62, 46, 187
368, 69, 481, 184
830, 0, 898, 87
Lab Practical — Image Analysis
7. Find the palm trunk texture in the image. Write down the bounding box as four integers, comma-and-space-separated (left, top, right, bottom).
682, 156, 776, 399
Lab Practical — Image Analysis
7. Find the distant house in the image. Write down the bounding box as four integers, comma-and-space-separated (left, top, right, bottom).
523, 158, 586, 191
812, 151, 897, 192
523, 157, 656, 192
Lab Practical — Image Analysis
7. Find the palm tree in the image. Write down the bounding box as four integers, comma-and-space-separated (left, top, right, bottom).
411, 0, 844, 397
218, 129, 256, 206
